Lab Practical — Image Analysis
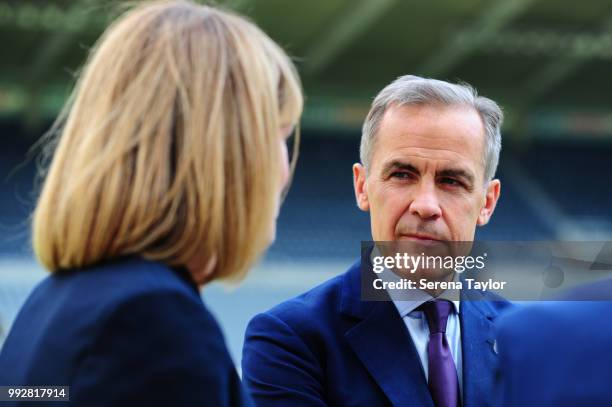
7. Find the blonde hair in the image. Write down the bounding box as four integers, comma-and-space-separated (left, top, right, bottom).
32, 0, 303, 281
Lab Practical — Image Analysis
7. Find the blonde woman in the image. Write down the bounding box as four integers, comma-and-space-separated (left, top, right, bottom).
0, 1, 302, 405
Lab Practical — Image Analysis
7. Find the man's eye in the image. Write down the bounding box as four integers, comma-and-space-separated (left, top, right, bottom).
390, 172, 412, 179
440, 177, 462, 186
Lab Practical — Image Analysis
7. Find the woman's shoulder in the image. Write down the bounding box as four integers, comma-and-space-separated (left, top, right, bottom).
48, 257, 201, 308
95, 258, 224, 334
81, 261, 234, 382
35, 257, 221, 343
45, 260, 240, 405
0, 258, 231, 390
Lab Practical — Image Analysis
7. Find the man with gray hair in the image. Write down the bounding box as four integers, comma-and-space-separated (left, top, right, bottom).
242, 75, 513, 407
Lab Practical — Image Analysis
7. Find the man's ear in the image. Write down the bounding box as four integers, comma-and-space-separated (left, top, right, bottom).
353, 163, 370, 212
477, 179, 501, 226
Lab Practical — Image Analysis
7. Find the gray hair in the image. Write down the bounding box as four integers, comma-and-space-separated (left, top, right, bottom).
360, 75, 503, 181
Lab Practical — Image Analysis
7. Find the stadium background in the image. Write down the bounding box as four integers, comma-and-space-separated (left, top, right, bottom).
1, 0, 611, 364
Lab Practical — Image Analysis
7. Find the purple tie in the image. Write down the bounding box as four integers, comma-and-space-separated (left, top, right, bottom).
419, 300, 460, 407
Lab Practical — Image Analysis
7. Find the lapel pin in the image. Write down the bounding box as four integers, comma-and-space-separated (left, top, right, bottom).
487, 339, 498, 355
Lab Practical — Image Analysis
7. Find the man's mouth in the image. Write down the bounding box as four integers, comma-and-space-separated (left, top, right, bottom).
398, 234, 443, 245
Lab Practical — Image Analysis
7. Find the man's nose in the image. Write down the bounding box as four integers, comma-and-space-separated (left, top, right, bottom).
409, 181, 442, 220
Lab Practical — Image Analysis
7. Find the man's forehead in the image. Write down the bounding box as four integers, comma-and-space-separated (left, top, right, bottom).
380, 104, 484, 138
373, 104, 486, 171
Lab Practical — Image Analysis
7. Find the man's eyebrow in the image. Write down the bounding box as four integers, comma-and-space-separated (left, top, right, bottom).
437, 168, 475, 185
381, 160, 420, 176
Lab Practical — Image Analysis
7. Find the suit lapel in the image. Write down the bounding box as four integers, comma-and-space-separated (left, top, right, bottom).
460, 298, 498, 407
341, 259, 434, 407
345, 301, 434, 407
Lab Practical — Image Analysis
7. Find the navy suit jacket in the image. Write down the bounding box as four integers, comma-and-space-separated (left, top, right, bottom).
242, 259, 513, 406
0, 257, 252, 406
496, 279, 612, 407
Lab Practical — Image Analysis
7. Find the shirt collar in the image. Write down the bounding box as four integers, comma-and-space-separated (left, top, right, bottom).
393, 295, 461, 318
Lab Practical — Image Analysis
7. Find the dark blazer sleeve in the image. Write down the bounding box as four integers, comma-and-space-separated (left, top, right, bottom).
242, 312, 327, 407
71, 290, 252, 407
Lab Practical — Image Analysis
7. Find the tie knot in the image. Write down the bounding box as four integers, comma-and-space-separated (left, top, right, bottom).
419, 300, 453, 334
